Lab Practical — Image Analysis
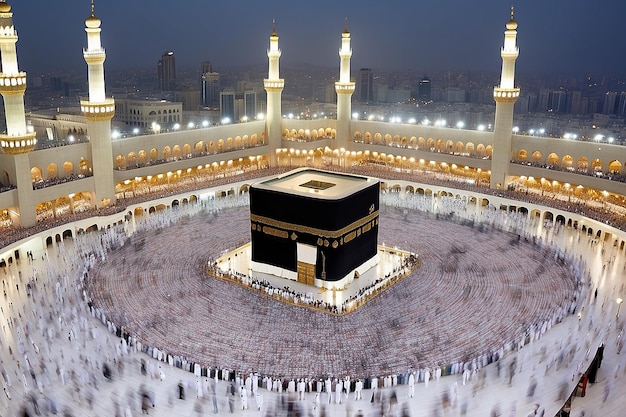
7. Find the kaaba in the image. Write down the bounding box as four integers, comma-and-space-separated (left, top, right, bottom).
249, 168, 380, 288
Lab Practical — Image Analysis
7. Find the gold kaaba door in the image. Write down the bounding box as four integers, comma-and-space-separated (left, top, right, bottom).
297, 261, 316, 286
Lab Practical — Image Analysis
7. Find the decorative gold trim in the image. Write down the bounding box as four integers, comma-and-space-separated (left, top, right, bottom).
262, 225, 289, 239
250, 210, 378, 239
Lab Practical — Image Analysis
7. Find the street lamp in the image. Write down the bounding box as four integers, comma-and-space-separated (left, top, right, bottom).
617, 298, 623, 319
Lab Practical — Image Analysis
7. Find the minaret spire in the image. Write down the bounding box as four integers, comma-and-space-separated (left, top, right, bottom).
490, 7, 521, 190
0, 0, 37, 155
81, 1, 116, 207
264, 19, 285, 167
335, 20, 355, 149
0, 1, 39, 227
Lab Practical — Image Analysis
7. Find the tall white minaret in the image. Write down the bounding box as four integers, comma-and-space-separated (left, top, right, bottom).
0, 0, 38, 227
335, 20, 355, 150
491, 6, 520, 189
81, 0, 116, 207
263, 20, 284, 167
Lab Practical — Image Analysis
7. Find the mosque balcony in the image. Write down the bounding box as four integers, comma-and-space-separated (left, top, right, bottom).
83, 48, 106, 64
493, 87, 520, 103
0, 132, 37, 154
500, 50, 519, 59
335, 82, 355, 94
0, 26, 17, 39
0, 72, 26, 95
264, 79, 284, 92
80, 98, 116, 121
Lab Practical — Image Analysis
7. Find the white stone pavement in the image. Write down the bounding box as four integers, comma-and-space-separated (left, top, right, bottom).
0, 204, 624, 417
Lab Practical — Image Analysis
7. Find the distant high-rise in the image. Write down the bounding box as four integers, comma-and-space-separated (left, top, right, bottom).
200, 61, 221, 108
157, 51, 176, 91
357, 68, 373, 102
603, 91, 618, 115
200, 61, 213, 75
418, 77, 432, 102
201, 71, 221, 108
220, 90, 235, 122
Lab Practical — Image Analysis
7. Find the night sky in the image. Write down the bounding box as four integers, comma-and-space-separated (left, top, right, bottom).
9, 0, 626, 76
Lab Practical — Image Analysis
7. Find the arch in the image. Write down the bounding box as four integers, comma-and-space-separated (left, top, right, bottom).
127, 152, 137, 168
530, 151, 542, 164
543, 211, 554, 223
150, 148, 158, 162
76, 159, 90, 177
547, 153, 559, 166
608, 160, 622, 174
242, 135, 249, 148
62, 161, 73, 176
182, 143, 191, 158
485, 145, 493, 159
234, 136, 242, 148
163, 146, 172, 161
282, 129, 289, 139
591, 158, 602, 173
251, 134, 258, 146
47, 163, 58, 179
465, 142, 475, 156
384, 134, 392, 145
517, 149, 528, 161
172, 145, 182, 159
138, 150, 147, 166
409, 136, 417, 148
134, 207, 144, 216
436, 139, 445, 152
374, 133, 382, 144
114, 154, 125, 170
30, 166, 43, 183
445, 140, 454, 153
405, 185, 414, 194
417, 137, 426, 149
562, 155, 573, 170
454, 141, 464, 153
577, 157, 588, 172
217, 139, 225, 151
476, 144, 486, 157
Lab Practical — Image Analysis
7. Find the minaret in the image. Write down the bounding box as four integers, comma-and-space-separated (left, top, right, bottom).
81, 1, 116, 207
263, 20, 284, 167
335, 20, 355, 150
0, 0, 38, 227
491, 6, 520, 189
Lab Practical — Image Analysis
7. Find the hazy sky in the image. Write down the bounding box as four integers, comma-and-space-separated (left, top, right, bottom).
9, 0, 626, 76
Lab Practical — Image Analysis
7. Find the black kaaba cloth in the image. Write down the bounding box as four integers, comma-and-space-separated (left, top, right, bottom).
249, 168, 380, 283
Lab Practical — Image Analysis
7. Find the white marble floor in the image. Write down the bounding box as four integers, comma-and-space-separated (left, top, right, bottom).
0, 212, 624, 417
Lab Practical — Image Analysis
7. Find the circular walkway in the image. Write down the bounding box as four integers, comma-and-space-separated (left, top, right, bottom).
88, 204, 577, 379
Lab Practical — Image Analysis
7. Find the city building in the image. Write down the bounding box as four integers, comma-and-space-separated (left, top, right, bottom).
157, 50, 176, 91
357, 68, 373, 102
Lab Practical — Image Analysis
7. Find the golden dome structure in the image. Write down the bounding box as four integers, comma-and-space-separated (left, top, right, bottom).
85, 0, 101, 29
0, 1, 12, 13
506, 5, 517, 30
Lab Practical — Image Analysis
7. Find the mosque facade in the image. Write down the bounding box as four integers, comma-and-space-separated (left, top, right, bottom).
0, 1, 625, 261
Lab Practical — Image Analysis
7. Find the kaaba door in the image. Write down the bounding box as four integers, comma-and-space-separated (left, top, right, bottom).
297, 261, 316, 286
296, 243, 317, 286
